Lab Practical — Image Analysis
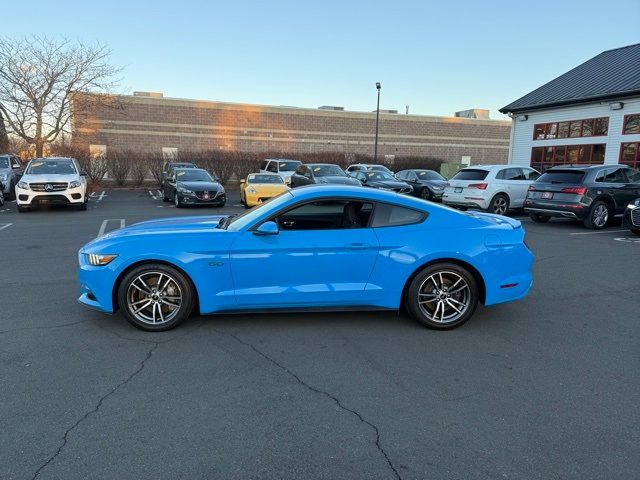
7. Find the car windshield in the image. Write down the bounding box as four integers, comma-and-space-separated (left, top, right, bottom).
220, 191, 293, 231
278, 161, 301, 172
452, 169, 489, 181
416, 170, 445, 181
311, 165, 345, 177
0, 157, 9, 168
176, 170, 213, 182
247, 174, 284, 184
26, 159, 76, 175
537, 170, 586, 183
366, 171, 396, 181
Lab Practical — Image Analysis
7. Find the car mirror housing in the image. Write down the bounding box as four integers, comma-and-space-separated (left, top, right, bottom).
254, 221, 279, 236
240, 179, 245, 184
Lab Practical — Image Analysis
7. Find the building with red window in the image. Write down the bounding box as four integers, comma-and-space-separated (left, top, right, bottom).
500, 43, 640, 172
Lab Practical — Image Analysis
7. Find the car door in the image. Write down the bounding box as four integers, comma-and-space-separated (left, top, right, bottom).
498, 167, 528, 207
621, 168, 640, 209
598, 167, 630, 211
166, 171, 177, 199
230, 199, 380, 307
290, 165, 306, 188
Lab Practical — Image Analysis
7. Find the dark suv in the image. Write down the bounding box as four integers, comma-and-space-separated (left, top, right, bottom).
524, 164, 640, 229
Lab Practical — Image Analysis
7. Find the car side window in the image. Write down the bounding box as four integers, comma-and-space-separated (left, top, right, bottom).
625, 168, 640, 183
396, 171, 406, 180
371, 203, 426, 227
266, 161, 278, 173
599, 167, 626, 183
294, 165, 305, 175
275, 200, 373, 230
502, 168, 525, 181
260, 160, 268, 171
11, 157, 21, 169
523, 169, 540, 180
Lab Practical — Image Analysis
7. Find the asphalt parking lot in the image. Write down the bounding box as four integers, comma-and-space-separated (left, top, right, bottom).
1, 189, 638, 480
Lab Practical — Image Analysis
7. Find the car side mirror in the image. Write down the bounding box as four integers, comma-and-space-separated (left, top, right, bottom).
240, 179, 245, 184
361, 177, 367, 184
254, 221, 279, 236
80, 170, 87, 176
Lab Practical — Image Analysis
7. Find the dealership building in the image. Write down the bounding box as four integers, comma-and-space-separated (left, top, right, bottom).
72, 92, 510, 165
501, 43, 640, 172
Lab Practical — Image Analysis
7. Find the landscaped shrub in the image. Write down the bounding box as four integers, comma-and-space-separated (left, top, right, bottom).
106, 150, 131, 186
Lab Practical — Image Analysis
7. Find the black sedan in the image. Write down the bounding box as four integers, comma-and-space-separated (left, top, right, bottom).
623, 198, 640, 235
396, 169, 447, 201
163, 168, 226, 208
290, 163, 361, 188
351, 170, 413, 194
524, 165, 640, 229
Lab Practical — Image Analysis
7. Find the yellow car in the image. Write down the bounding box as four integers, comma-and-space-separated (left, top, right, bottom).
240, 173, 289, 207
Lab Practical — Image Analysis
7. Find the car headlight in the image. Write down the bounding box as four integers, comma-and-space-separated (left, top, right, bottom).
247, 187, 257, 194
177, 186, 194, 194
17, 181, 29, 190
86, 253, 118, 266
219, 186, 225, 193
69, 180, 81, 188
0, 173, 6, 182
432, 185, 444, 191
629, 199, 640, 208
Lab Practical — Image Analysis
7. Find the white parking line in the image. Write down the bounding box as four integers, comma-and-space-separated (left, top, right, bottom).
0, 223, 13, 231
98, 219, 125, 237
148, 190, 159, 201
570, 230, 628, 236
89, 191, 106, 201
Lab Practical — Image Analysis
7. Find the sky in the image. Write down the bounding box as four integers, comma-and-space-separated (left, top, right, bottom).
2, 0, 639, 119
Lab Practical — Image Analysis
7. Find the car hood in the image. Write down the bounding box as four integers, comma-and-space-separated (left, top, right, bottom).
20, 173, 79, 183
315, 176, 361, 185
178, 181, 222, 191
421, 180, 448, 188
367, 180, 411, 189
100, 215, 228, 240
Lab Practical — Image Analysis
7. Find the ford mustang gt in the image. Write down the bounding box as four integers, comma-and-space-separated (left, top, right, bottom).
78, 185, 533, 331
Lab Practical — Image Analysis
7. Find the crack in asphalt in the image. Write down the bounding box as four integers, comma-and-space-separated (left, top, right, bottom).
0, 320, 88, 335
30, 342, 159, 479
213, 327, 403, 480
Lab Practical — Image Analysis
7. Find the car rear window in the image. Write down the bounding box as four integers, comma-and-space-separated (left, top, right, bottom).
537, 170, 585, 184
451, 169, 489, 181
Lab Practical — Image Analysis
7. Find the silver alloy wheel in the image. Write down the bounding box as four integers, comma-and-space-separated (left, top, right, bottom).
492, 197, 508, 215
417, 270, 471, 324
126, 271, 183, 325
593, 204, 608, 228
421, 188, 430, 200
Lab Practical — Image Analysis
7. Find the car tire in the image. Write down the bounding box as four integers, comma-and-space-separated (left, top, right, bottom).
174, 193, 182, 208
405, 262, 479, 330
584, 200, 610, 230
117, 263, 195, 331
17, 205, 29, 213
0, 190, 4, 206
77, 202, 87, 211
7, 181, 15, 200
529, 212, 550, 223
162, 188, 169, 202
420, 188, 432, 201
488, 194, 510, 216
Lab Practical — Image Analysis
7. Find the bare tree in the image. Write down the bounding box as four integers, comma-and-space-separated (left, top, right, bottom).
0, 36, 120, 157
0, 110, 8, 152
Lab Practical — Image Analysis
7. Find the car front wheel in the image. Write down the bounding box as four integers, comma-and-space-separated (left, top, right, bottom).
406, 263, 479, 329
117, 263, 195, 331
529, 212, 550, 223
420, 188, 432, 201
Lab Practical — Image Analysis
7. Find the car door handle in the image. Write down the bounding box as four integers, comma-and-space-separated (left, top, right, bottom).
344, 242, 371, 250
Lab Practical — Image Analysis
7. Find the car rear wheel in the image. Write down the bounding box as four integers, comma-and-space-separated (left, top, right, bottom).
584, 200, 610, 230
489, 194, 509, 215
118, 263, 195, 331
529, 212, 550, 223
406, 263, 479, 330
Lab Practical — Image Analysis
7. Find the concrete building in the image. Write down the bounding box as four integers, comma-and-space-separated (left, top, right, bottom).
501, 43, 640, 172
72, 92, 510, 164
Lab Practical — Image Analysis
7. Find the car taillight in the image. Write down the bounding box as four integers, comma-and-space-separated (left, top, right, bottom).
560, 187, 587, 195
468, 183, 488, 190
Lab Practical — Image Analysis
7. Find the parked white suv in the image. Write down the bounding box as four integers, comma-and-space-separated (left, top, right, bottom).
16, 157, 88, 212
259, 159, 302, 185
442, 165, 540, 215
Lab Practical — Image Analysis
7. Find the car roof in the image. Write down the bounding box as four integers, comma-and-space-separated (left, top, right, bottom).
174, 167, 205, 171
546, 164, 625, 170
31, 157, 75, 162
250, 172, 281, 175
265, 158, 301, 162
288, 184, 420, 206
306, 163, 339, 167
461, 165, 512, 171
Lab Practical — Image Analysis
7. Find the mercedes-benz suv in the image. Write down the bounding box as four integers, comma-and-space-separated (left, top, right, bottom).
16, 157, 88, 212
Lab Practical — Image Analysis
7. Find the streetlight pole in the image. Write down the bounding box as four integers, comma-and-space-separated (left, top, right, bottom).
374, 82, 381, 162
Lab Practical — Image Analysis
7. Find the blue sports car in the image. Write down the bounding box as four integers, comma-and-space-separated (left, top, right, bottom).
78, 185, 533, 331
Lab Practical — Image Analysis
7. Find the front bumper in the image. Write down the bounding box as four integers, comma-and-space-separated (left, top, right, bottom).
523, 199, 589, 219
16, 186, 85, 206
78, 254, 119, 313
442, 192, 489, 210
178, 192, 226, 206
245, 193, 276, 206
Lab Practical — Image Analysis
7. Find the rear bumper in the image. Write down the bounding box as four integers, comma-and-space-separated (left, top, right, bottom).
524, 200, 588, 219
442, 192, 489, 210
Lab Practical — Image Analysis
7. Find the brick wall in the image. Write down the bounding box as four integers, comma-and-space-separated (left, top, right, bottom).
72, 93, 511, 164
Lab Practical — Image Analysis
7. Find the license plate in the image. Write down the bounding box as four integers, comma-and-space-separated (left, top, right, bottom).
541, 192, 553, 199
455, 187, 463, 193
